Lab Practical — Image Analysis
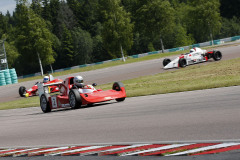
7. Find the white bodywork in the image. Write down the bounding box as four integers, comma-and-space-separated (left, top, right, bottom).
164, 47, 207, 69
78, 85, 97, 93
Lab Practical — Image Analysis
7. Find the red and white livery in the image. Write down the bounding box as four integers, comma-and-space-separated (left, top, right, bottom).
38, 77, 126, 113
163, 47, 222, 69
19, 74, 63, 97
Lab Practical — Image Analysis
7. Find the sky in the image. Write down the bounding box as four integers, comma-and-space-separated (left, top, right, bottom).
0, 0, 32, 15
0, 0, 17, 15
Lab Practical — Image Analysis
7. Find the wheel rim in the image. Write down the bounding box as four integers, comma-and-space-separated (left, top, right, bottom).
217, 53, 221, 59
44, 87, 49, 93
69, 92, 76, 107
41, 96, 47, 111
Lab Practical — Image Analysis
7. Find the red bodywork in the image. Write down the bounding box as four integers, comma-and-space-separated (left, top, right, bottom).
26, 79, 63, 97
47, 77, 126, 110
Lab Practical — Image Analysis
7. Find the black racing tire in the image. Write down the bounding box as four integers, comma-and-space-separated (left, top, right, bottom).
19, 86, 26, 97
163, 58, 171, 67
112, 82, 125, 102
69, 89, 82, 109
40, 93, 51, 113
116, 98, 125, 102
87, 103, 94, 107
213, 51, 222, 61
179, 58, 187, 68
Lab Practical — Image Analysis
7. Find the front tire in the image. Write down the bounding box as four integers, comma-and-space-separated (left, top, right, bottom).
213, 51, 222, 61
113, 82, 125, 102
40, 93, 51, 113
163, 58, 171, 67
69, 89, 82, 109
179, 58, 187, 68
19, 86, 26, 97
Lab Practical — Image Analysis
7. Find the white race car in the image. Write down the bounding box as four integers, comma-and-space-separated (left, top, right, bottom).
163, 47, 222, 69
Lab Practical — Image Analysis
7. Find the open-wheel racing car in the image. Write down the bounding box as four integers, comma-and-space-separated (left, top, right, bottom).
38, 76, 126, 113
19, 74, 63, 97
163, 47, 222, 69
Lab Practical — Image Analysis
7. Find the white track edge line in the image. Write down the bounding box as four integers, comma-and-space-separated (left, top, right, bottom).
166, 143, 240, 156
121, 143, 193, 156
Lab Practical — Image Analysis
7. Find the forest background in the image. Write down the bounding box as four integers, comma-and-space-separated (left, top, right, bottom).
0, 0, 239, 75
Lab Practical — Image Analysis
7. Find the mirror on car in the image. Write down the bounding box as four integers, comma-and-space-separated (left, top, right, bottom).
92, 83, 97, 86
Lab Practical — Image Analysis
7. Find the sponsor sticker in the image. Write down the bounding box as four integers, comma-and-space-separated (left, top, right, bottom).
1, 59, 7, 64
51, 97, 57, 108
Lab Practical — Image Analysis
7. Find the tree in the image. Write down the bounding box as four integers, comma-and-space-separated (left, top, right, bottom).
220, 0, 240, 19
59, 25, 74, 67
99, 0, 133, 58
187, 0, 221, 42
0, 13, 9, 38
135, 0, 175, 52
15, 0, 56, 75
72, 27, 93, 65
4, 40, 20, 68
173, 24, 195, 47
31, 0, 43, 16
55, 1, 76, 39
219, 17, 240, 38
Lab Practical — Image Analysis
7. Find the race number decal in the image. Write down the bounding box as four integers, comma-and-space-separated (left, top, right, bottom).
51, 97, 57, 108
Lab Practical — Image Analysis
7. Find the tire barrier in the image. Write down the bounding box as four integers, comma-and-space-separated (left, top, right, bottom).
0, 71, 6, 86
3, 69, 12, 85
9, 68, 18, 84
0, 68, 18, 86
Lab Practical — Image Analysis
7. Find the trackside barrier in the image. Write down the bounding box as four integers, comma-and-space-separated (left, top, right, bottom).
0, 68, 18, 86
17, 35, 240, 79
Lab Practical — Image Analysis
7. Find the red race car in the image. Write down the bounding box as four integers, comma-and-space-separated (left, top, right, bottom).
38, 77, 126, 113
19, 75, 63, 97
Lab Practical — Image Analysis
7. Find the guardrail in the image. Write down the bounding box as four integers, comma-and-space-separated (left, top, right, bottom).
17, 35, 240, 79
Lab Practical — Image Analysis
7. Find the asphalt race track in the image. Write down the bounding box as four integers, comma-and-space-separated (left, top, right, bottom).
0, 43, 240, 150
0, 85, 240, 148
0, 43, 240, 103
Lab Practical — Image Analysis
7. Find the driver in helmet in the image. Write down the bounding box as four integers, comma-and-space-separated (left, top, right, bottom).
43, 76, 49, 83
72, 76, 84, 89
190, 48, 195, 53
72, 76, 97, 93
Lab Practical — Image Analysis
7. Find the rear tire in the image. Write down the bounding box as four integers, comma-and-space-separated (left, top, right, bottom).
179, 58, 187, 68
87, 103, 94, 107
213, 51, 222, 61
113, 82, 125, 102
163, 58, 171, 67
69, 89, 82, 109
40, 93, 51, 113
19, 86, 26, 97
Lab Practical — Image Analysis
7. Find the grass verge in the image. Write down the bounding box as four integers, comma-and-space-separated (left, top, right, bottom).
0, 96, 39, 110
1, 57, 239, 110
100, 58, 240, 96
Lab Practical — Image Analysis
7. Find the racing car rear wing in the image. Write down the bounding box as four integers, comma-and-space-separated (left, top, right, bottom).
37, 82, 62, 98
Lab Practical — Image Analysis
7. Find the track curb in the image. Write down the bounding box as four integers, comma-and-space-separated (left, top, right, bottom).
1, 141, 240, 157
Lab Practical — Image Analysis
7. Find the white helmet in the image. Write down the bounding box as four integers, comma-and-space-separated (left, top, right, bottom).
73, 76, 84, 86
43, 76, 49, 83
190, 48, 195, 53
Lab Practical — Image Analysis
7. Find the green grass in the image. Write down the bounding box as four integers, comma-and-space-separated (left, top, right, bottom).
0, 96, 39, 110
99, 58, 240, 96
1, 57, 240, 110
